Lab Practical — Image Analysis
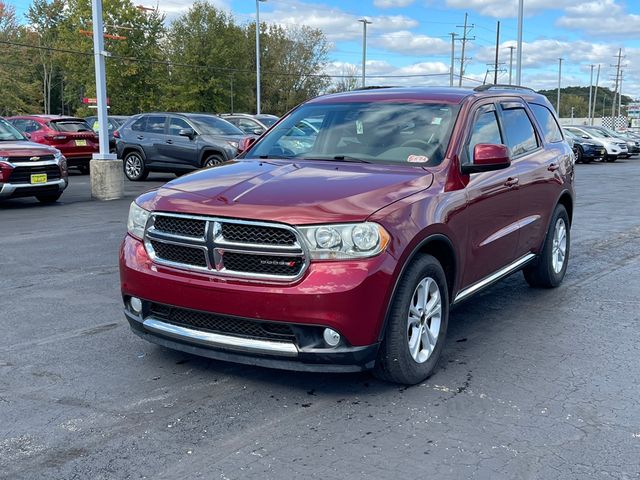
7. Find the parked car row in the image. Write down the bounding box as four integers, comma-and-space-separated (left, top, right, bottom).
563, 125, 640, 163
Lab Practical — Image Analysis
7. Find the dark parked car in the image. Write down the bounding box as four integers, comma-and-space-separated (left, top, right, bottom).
121, 86, 575, 385
7, 115, 98, 174
220, 113, 279, 135
115, 113, 249, 181
85, 115, 129, 152
0, 117, 68, 203
563, 128, 605, 163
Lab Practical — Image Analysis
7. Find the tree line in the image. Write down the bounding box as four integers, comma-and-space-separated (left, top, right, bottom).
537, 86, 634, 118
0, 0, 330, 117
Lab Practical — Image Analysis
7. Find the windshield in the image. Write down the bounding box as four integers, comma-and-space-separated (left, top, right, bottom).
248, 102, 459, 166
50, 120, 94, 133
189, 115, 244, 136
0, 119, 26, 141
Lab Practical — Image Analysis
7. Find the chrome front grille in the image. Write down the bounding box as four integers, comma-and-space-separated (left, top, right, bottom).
144, 213, 308, 282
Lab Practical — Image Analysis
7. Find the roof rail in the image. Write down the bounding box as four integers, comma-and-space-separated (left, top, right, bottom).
353, 85, 398, 91
474, 84, 535, 93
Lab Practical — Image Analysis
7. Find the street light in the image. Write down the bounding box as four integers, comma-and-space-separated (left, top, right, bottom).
358, 18, 372, 88
256, 0, 266, 115
516, 0, 523, 85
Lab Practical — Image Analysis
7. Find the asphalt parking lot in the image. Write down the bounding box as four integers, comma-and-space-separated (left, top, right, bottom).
1, 161, 639, 479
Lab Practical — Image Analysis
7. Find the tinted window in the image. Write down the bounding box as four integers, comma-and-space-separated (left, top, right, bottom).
145, 116, 166, 134
529, 104, 563, 143
131, 117, 146, 132
50, 120, 93, 133
168, 117, 191, 135
467, 109, 502, 161
249, 102, 458, 166
188, 115, 244, 135
0, 119, 26, 141
237, 118, 260, 133
500, 106, 539, 156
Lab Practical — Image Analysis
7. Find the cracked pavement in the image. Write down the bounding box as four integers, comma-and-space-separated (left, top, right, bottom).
1, 162, 639, 479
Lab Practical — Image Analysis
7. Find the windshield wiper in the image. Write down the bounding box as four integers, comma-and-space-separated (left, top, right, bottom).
330, 155, 371, 164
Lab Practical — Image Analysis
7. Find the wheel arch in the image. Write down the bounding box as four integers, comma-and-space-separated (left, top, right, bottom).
377, 233, 457, 342
199, 148, 226, 167
122, 145, 146, 160
557, 190, 574, 225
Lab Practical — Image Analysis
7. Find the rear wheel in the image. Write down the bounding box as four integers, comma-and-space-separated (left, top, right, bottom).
36, 192, 62, 204
523, 204, 570, 288
374, 254, 449, 385
575, 146, 583, 164
78, 164, 90, 175
124, 151, 148, 181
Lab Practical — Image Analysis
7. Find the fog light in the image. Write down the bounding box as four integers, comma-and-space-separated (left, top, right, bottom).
323, 328, 341, 347
130, 297, 143, 314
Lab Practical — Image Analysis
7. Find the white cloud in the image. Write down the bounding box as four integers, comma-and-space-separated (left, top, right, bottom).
445, 0, 580, 18
556, 0, 640, 38
373, 30, 450, 55
374, 0, 416, 8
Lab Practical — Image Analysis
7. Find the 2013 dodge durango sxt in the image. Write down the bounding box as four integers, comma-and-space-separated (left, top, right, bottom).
120, 86, 575, 384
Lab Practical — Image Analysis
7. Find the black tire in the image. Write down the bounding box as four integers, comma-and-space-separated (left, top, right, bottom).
523, 204, 570, 288
374, 254, 449, 385
123, 151, 149, 181
575, 146, 583, 164
78, 164, 90, 175
202, 154, 224, 168
606, 155, 617, 163
36, 192, 62, 204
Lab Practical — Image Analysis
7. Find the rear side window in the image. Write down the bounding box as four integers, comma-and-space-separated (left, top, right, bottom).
131, 117, 146, 132
145, 116, 167, 134
500, 105, 539, 156
50, 120, 93, 133
467, 109, 503, 161
529, 104, 563, 143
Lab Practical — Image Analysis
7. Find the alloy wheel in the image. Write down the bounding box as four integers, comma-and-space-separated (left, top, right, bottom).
407, 277, 442, 363
552, 218, 567, 274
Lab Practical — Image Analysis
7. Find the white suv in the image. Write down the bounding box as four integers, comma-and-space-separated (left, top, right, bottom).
565, 126, 627, 163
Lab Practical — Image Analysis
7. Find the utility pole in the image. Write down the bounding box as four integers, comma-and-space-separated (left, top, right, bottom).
611, 48, 623, 119
618, 75, 623, 118
255, 0, 266, 115
230, 75, 234, 113
557, 58, 563, 115
457, 13, 474, 87
359, 18, 372, 88
449, 32, 457, 87
592, 64, 600, 125
516, 0, 524, 85
493, 20, 500, 84
588, 64, 594, 124
508, 46, 515, 85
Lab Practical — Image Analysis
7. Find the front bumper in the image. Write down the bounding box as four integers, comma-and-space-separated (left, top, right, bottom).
120, 235, 396, 370
0, 178, 67, 199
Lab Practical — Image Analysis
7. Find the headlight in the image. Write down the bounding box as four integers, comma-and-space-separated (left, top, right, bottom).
227, 141, 239, 149
53, 150, 63, 161
298, 222, 390, 260
127, 202, 150, 240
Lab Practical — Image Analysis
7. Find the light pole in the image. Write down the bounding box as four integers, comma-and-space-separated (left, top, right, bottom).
516, 0, 523, 85
359, 18, 372, 88
255, 0, 266, 114
508, 46, 515, 85
557, 58, 563, 115
89, 0, 123, 201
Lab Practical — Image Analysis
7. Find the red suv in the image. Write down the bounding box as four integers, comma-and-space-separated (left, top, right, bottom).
7, 115, 98, 174
120, 86, 575, 384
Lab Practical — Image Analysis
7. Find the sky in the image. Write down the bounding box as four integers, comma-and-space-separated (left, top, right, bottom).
8, 0, 640, 98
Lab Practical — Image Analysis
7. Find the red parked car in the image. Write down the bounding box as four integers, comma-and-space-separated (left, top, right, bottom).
7, 115, 98, 174
120, 86, 575, 384
0, 117, 68, 203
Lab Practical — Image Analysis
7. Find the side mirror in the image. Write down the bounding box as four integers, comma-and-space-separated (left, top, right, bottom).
238, 137, 257, 153
253, 128, 265, 136
462, 144, 511, 175
178, 128, 196, 139
581, 135, 590, 139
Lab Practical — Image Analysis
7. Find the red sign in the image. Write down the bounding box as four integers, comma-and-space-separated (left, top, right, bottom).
82, 97, 110, 105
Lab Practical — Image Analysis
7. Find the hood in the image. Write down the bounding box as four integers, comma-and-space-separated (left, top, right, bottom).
0, 141, 58, 158
138, 159, 434, 225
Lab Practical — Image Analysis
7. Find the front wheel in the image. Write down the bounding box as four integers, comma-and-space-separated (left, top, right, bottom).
374, 255, 449, 385
523, 204, 570, 288
78, 164, 90, 175
606, 155, 617, 163
203, 154, 224, 168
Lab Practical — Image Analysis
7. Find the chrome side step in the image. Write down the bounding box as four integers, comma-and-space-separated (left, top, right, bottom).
453, 253, 536, 305
143, 318, 299, 357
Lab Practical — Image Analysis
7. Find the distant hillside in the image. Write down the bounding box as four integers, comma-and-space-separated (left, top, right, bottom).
537, 86, 634, 117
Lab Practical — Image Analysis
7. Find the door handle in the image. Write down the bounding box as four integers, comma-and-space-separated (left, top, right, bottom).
136, 135, 144, 140
504, 177, 519, 187
548, 163, 560, 171
165, 139, 173, 144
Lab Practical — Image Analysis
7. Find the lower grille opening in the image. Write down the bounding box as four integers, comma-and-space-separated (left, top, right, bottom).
223, 252, 304, 276
149, 303, 296, 342
150, 240, 207, 267
9, 165, 61, 184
